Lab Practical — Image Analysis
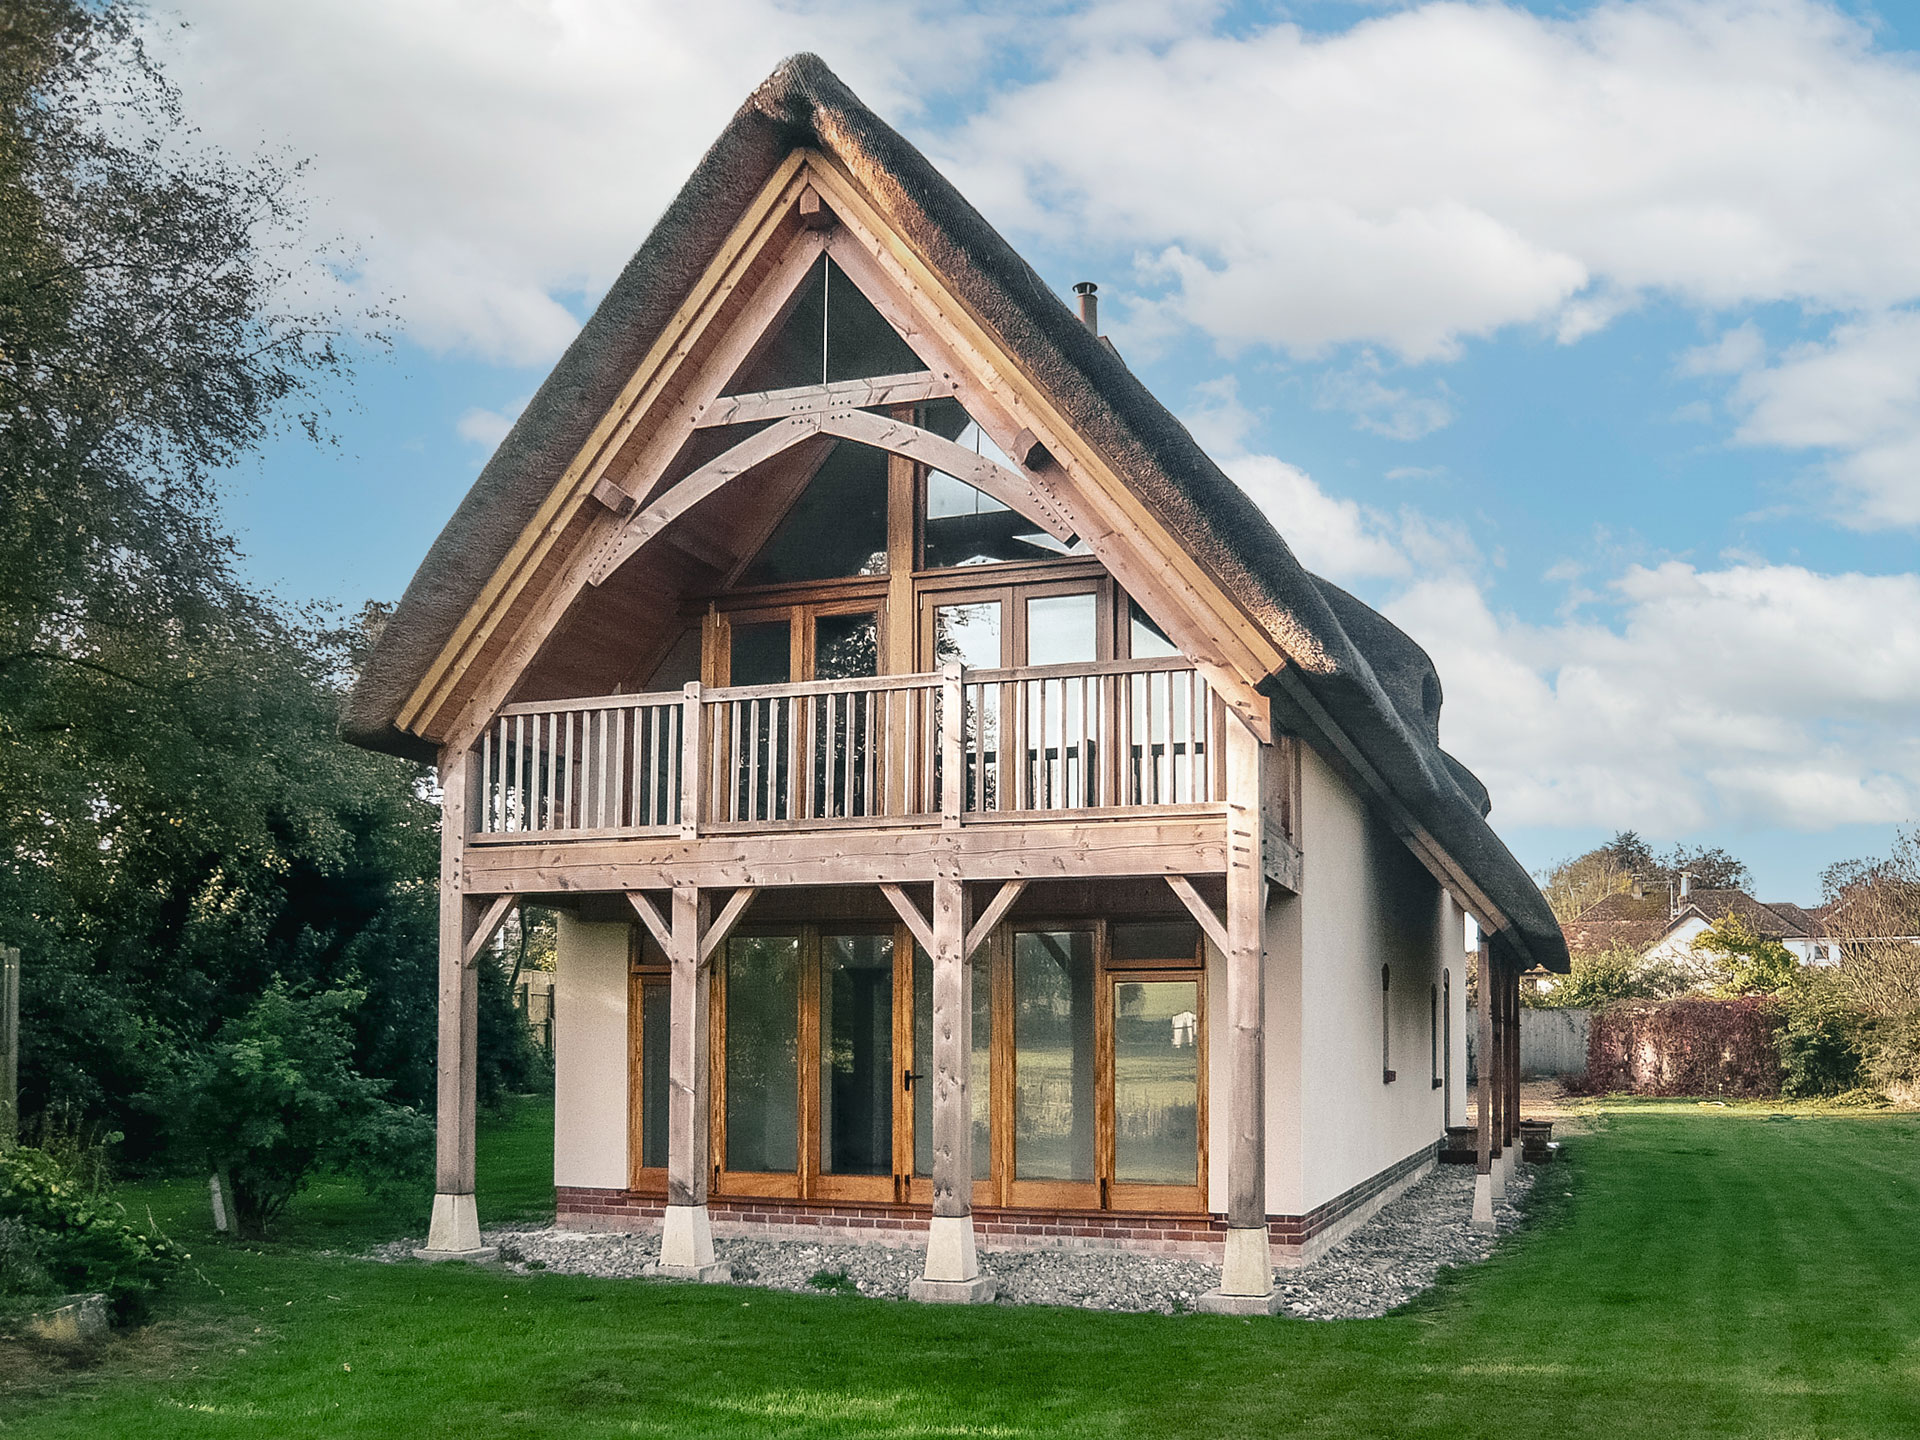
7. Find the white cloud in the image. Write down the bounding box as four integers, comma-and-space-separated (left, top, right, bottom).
1313, 353, 1455, 439
455, 404, 520, 448
1722, 308, 1920, 527
148, 0, 1002, 363
950, 0, 1920, 360
1222, 453, 1920, 833
1387, 560, 1920, 832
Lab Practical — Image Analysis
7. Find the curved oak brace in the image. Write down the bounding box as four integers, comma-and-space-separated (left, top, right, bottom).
815, 409, 1074, 540
587, 414, 822, 585
586, 407, 1072, 588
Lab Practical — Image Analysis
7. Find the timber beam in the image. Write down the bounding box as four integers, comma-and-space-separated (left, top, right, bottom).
463, 818, 1229, 894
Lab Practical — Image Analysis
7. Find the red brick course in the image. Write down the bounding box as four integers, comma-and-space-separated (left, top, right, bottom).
555, 1142, 1436, 1259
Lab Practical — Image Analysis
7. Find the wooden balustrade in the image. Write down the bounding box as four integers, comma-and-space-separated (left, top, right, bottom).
470, 658, 1223, 839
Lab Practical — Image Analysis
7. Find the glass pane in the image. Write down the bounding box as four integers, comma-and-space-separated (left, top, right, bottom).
1112, 980, 1200, 1186
1112, 919, 1202, 964
821, 935, 894, 1177
1129, 600, 1179, 658
640, 983, 670, 1170
1013, 930, 1095, 1183
814, 612, 878, 680
921, 399, 1086, 567
932, 600, 1002, 669
741, 441, 889, 585
725, 935, 800, 1173
1025, 593, 1097, 667
731, 620, 790, 686
913, 946, 992, 1180
723, 255, 923, 394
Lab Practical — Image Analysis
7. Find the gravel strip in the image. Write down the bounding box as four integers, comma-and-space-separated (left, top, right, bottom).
369, 1162, 1540, 1318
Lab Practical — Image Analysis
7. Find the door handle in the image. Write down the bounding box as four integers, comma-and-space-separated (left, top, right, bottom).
903, 1068, 923, 1092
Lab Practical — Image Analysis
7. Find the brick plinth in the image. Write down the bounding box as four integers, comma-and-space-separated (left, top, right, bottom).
555, 1141, 1438, 1263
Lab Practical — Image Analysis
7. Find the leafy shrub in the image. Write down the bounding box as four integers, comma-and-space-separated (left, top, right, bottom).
0, 1217, 52, 1296
0, 1141, 178, 1320
1533, 945, 1691, 1009
1864, 1009, 1920, 1105
1580, 997, 1783, 1097
162, 981, 433, 1238
1775, 974, 1869, 1098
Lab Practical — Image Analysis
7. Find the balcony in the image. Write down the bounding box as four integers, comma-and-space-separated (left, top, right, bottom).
469, 658, 1230, 841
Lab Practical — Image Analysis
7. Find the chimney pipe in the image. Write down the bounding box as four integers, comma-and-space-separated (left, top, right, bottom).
1073, 281, 1098, 334
1680, 872, 1692, 900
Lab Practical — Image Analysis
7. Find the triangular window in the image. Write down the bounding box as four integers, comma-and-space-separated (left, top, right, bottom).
724, 256, 924, 395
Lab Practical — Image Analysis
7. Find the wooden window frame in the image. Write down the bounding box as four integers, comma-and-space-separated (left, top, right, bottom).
683, 909, 1210, 1215
626, 929, 671, 1195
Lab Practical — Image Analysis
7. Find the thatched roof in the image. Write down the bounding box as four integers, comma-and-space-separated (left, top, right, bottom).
340, 54, 1567, 974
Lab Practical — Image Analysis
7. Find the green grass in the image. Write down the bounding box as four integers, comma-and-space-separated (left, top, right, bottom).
5, 1099, 1918, 1438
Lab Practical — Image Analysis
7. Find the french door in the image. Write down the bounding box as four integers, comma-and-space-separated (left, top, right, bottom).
657, 915, 1207, 1214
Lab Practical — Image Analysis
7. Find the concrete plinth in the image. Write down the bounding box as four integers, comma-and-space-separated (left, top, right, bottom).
1471, 1171, 1495, 1232
922, 1214, 980, 1283
414, 1192, 497, 1262
655, 1261, 734, 1283
1219, 1225, 1274, 1298
1490, 1152, 1508, 1200
909, 1275, 998, 1304
660, 1202, 718, 1272
1197, 1288, 1283, 1316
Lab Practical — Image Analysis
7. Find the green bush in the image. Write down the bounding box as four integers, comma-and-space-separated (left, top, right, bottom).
162, 981, 433, 1238
1775, 975, 1869, 1098
1864, 1009, 1920, 1104
0, 1142, 178, 1320
1533, 946, 1690, 1009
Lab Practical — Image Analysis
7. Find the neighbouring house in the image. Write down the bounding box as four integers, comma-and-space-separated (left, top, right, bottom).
1563, 882, 1836, 968
341, 56, 1567, 1310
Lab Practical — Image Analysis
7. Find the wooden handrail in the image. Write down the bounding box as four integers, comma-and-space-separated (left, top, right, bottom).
473, 658, 1221, 837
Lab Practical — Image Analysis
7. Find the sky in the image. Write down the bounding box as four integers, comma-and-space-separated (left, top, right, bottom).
139, 0, 1920, 903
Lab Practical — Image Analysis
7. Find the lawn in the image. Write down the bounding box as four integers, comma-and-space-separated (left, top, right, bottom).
4, 1098, 1917, 1438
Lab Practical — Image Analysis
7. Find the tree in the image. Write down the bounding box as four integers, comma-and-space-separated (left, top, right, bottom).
162, 982, 432, 1238
0, 4, 541, 1161
1538, 830, 1756, 926
1822, 827, 1920, 1019
1528, 945, 1691, 1009
1691, 914, 1799, 997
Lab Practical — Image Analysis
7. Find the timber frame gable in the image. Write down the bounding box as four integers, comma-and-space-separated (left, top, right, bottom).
350, 54, 1569, 1297
397, 150, 1286, 763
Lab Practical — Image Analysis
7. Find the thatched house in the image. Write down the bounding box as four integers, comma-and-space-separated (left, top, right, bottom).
342, 55, 1567, 1310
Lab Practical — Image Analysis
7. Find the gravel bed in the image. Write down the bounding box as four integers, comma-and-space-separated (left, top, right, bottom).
369, 1162, 1539, 1318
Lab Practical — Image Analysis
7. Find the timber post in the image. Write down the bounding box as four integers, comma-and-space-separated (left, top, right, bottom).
1507, 965, 1522, 1160
1199, 717, 1279, 1314
659, 883, 729, 1281
0, 945, 17, 1150
418, 746, 496, 1261
1490, 955, 1509, 1200
910, 875, 995, 1302
1472, 937, 1496, 1231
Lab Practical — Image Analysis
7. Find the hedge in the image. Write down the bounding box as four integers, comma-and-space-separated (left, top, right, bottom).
1580, 997, 1784, 1098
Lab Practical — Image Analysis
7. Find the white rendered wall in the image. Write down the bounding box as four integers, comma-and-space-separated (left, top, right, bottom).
1446, 901, 1470, 1129
553, 915, 629, 1191
1293, 746, 1451, 1213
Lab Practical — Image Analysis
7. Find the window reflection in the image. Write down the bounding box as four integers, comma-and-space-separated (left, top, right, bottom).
725, 935, 800, 1173
1112, 980, 1199, 1186
1013, 930, 1096, 1183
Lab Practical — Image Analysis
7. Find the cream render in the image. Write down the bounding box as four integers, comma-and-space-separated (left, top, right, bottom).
344, 57, 1563, 1299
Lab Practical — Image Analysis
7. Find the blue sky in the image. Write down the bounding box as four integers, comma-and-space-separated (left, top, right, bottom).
155, 0, 1920, 903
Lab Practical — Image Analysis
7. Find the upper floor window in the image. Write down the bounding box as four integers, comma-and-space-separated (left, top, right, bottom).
723, 255, 922, 394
